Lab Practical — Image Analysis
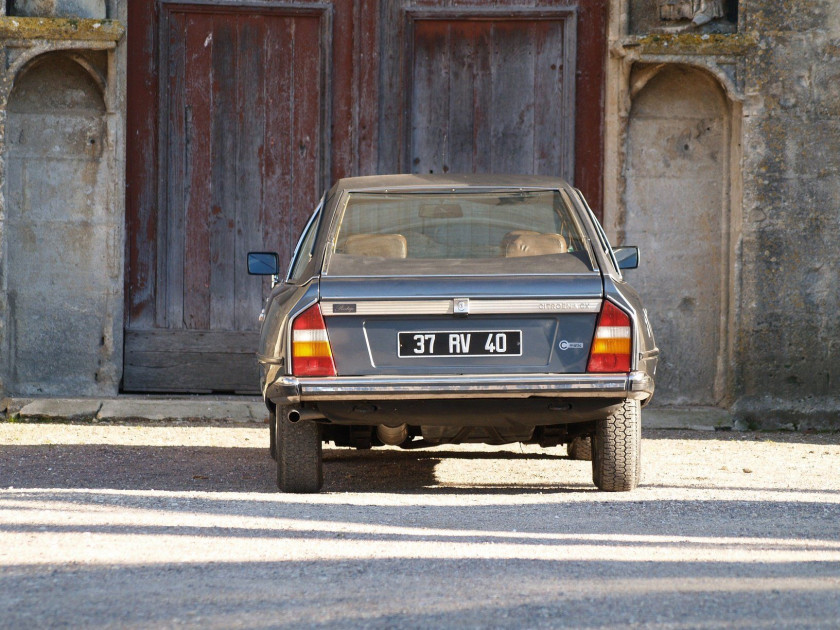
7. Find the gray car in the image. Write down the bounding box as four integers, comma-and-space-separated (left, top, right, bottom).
248, 174, 658, 493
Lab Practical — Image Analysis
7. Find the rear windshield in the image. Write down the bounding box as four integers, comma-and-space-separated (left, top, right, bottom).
324, 190, 595, 276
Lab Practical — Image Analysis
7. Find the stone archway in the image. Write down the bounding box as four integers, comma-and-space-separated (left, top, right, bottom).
2, 51, 119, 395
623, 64, 734, 407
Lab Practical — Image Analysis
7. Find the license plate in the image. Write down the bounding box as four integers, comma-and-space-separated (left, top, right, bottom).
398, 330, 522, 357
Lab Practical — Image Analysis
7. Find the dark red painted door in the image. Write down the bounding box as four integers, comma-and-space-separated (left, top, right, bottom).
125, 4, 327, 392
126, 0, 607, 394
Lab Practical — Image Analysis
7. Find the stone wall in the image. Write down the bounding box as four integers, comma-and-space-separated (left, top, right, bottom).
735, 3, 840, 425
0, 4, 124, 396
607, 0, 840, 427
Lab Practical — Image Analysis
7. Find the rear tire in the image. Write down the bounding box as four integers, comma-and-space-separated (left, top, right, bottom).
592, 400, 641, 491
269, 407, 277, 461
567, 436, 592, 461
276, 406, 323, 493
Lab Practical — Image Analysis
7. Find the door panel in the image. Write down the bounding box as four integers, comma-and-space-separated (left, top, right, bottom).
408, 13, 576, 180
125, 5, 327, 392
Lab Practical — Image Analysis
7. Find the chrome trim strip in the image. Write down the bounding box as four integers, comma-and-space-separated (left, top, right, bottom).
322, 273, 597, 278
268, 371, 653, 403
325, 300, 452, 316
322, 299, 602, 316
361, 326, 377, 368
472, 300, 601, 314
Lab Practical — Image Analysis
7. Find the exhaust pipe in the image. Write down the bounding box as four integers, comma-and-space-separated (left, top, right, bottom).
377, 424, 408, 446
287, 408, 326, 423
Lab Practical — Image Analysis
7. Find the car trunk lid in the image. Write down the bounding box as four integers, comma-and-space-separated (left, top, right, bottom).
319, 275, 603, 376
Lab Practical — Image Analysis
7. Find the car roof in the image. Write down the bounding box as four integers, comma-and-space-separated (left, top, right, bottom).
330, 173, 573, 193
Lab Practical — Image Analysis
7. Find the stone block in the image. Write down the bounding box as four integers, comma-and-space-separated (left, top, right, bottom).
745, 2, 840, 36
97, 398, 268, 423
19, 398, 102, 421
11, 0, 106, 19
644, 406, 733, 430
5, 115, 105, 160
6, 222, 121, 291
625, 117, 726, 179
5, 160, 109, 225
734, 395, 840, 430
7, 290, 116, 396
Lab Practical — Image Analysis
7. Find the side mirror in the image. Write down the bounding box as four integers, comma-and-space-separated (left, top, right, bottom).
614, 246, 639, 270
247, 252, 280, 275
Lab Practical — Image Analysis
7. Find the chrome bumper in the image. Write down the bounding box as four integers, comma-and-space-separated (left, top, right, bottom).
267, 371, 654, 404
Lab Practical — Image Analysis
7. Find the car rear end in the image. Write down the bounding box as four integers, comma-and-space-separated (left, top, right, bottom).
258, 177, 656, 492
267, 185, 652, 413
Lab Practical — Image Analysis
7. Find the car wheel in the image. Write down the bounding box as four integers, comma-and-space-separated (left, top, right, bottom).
269, 406, 277, 461
276, 406, 323, 493
567, 436, 592, 461
591, 400, 641, 491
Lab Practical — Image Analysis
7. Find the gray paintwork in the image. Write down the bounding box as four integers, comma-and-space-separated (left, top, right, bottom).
253, 174, 658, 431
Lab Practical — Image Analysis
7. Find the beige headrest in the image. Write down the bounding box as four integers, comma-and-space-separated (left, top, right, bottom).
503, 231, 568, 257
342, 234, 408, 259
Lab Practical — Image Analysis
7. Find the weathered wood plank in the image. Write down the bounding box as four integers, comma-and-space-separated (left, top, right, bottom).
183, 12, 212, 330
489, 22, 535, 174
472, 23, 493, 173
124, 347, 261, 393
124, 328, 261, 394
161, 9, 187, 328
378, 0, 404, 173
292, 16, 323, 239
447, 23, 475, 174
330, 0, 353, 182
263, 16, 293, 273
126, 0, 159, 328
125, 329, 261, 354
572, 1, 606, 218
209, 19, 237, 331
410, 20, 449, 175
234, 17, 266, 332
533, 20, 566, 177
356, 0, 380, 175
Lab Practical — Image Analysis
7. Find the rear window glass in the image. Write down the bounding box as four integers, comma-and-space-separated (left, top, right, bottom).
325, 190, 595, 276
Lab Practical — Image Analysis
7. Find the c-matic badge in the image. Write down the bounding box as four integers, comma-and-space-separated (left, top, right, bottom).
559, 340, 584, 351
453, 298, 470, 315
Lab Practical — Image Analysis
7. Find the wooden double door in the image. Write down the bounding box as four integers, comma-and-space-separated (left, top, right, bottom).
125, 0, 607, 393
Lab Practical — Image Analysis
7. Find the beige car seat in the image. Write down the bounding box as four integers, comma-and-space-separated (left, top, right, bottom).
502, 231, 568, 257
342, 233, 408, 258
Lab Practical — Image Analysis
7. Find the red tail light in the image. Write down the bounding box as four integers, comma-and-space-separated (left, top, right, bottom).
587, 301, 632, 373
291, 304, 337, 377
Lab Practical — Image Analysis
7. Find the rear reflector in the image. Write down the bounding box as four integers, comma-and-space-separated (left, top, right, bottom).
292, 304, 337, 377
587, 301, 632, 373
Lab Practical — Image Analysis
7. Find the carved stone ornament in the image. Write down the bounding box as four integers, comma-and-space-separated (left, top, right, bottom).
659, 0, 725, 26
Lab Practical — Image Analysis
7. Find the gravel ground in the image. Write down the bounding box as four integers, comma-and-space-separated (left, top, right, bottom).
1, 422, 839, 629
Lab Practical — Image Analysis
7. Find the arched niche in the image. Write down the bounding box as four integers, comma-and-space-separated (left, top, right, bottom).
622, 64, 736, 407
3, 51, 118, 394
